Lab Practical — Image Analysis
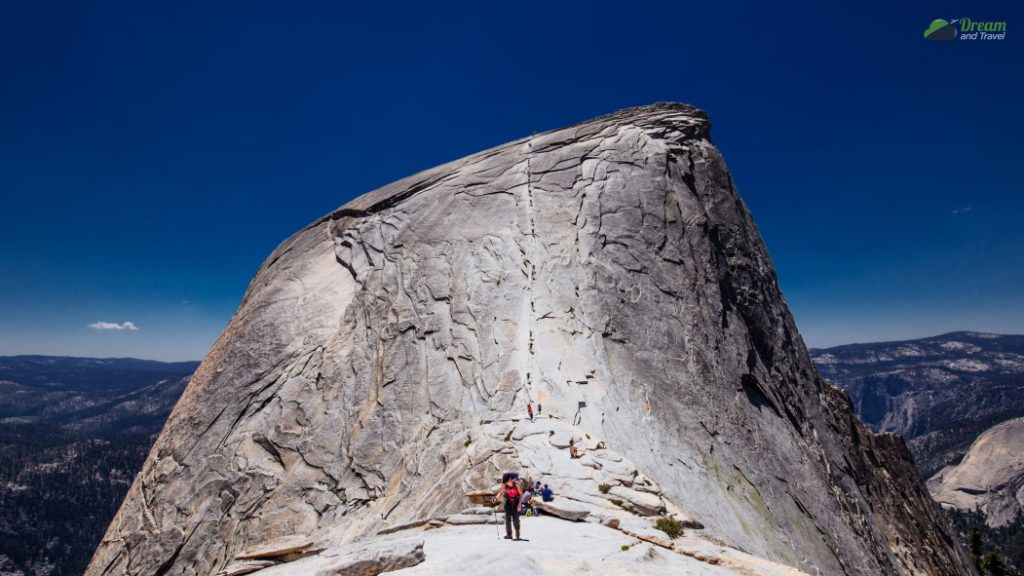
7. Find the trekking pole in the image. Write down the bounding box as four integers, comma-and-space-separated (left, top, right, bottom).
493, 499, 501, 539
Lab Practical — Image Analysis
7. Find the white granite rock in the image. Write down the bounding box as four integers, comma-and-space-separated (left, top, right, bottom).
253, 538, 424, 576
928, 417, 1024, 527
378, 518, 804, 576
85, 104, 973, 576
444, 514, 500, 525
536, 498, 590, 521
608, 486, 664, 516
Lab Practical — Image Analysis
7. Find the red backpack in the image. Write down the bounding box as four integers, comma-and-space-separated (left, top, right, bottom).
504, 483, 521, 501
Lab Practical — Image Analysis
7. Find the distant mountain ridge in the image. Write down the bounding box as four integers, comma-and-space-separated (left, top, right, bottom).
811, 331, 1024, 476
0, 355, 196, 576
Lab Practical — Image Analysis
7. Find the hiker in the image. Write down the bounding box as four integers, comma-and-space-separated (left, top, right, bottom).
538, 403, 542, 415
497, 473, 523, 540
569, 438, 579, 458
541, 484, 554, 502
527, 402, 534, 422
522, 476, 534, 494
522, 487, 540, 517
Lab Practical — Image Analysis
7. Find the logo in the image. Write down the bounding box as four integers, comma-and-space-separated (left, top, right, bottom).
925, 18, 1007, 41
924, 19, 957, 41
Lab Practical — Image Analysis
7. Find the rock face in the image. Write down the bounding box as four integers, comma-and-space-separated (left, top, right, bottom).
928, 418, 1024, 528
812, 332, 1024, 476
85, 103, 974, 576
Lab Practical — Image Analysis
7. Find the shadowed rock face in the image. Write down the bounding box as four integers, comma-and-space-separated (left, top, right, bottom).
85, 103, 974, 576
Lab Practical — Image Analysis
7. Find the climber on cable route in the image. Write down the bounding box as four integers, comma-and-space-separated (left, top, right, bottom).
493, 472, 524, 540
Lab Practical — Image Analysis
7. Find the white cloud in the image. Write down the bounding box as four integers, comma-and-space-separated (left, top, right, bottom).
952, 206, 973, 215
88, 321, 139, 331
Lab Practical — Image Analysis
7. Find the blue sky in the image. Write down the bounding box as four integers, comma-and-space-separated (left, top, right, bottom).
1, 1, 1021, 361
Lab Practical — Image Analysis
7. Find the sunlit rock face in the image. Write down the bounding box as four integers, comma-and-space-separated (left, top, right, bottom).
929, 417, 1024, 528
85, 103, 974, 576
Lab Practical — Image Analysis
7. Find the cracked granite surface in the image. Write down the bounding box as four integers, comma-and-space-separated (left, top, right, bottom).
85, 103, 974, 576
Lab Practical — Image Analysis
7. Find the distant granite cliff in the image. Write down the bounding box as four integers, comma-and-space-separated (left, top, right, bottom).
927, 417, 1024, 574
813, 332, 1024, 572
87, 104, 973, 576
928, 417, 1024, 529
811, 332, 1024, 476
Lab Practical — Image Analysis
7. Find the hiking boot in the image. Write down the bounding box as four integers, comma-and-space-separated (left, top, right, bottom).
504, 534, 512, 539
515, 531, 521, 540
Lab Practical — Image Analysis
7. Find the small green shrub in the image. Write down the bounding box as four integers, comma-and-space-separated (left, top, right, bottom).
504, 429, 514, 442
464, 435, 472, 447
599, 483, 611, 494
655, 517, 685, 539
620, 544, 630, 551
609, 498, 623, 507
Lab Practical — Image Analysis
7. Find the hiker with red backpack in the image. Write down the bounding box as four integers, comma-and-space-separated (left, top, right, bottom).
527, 402, 534, 422
496, 472, 523, 540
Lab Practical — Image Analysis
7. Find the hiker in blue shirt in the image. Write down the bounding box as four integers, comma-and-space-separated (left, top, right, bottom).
541, 484, 553, 502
